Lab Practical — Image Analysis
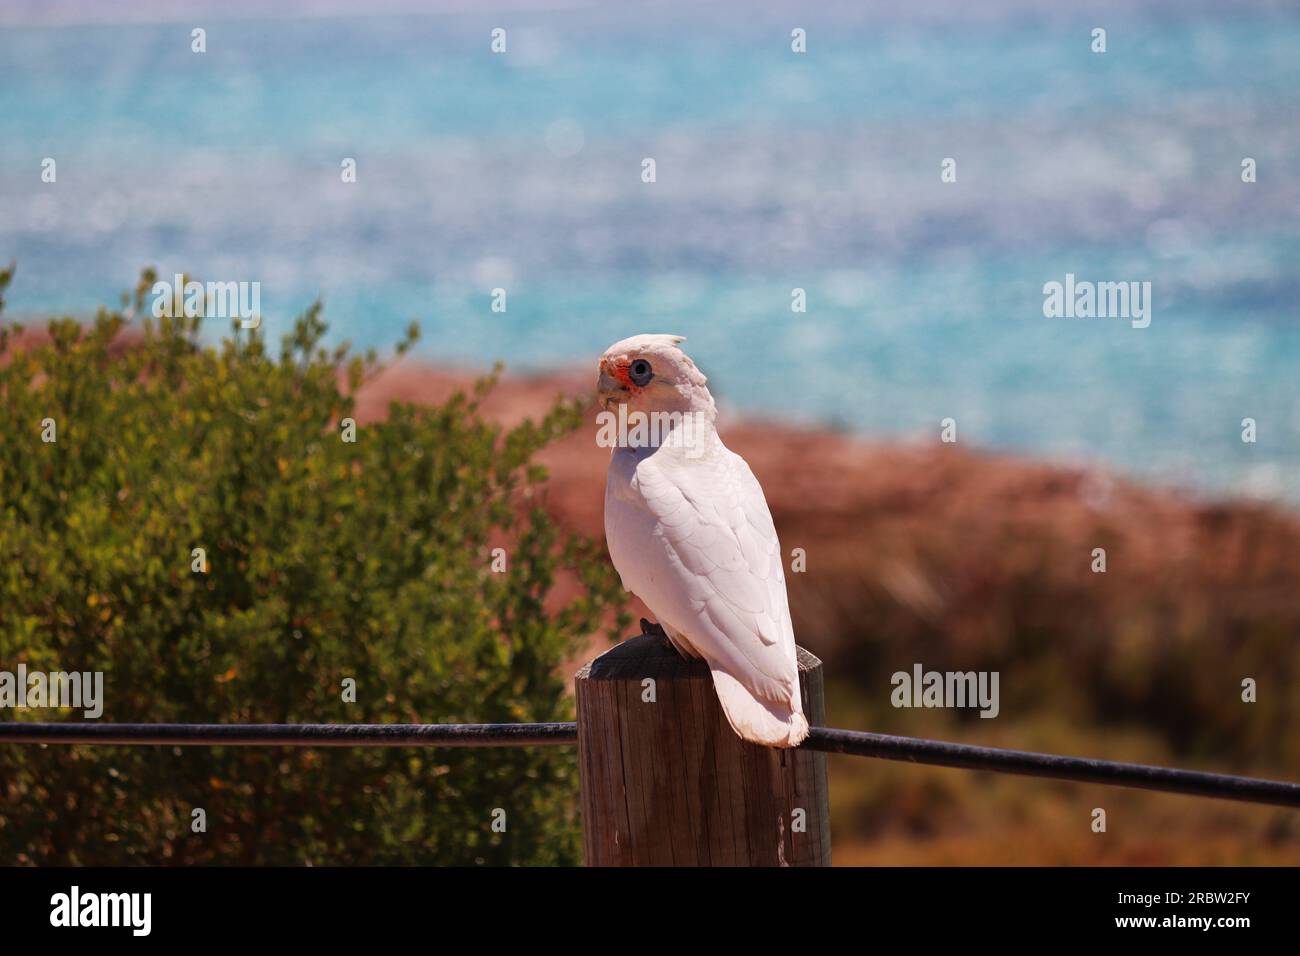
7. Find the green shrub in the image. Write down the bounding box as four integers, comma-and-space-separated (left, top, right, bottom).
0, 265, 625, 865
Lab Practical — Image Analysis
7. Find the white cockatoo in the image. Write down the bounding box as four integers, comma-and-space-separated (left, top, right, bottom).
598, 334, 809, 748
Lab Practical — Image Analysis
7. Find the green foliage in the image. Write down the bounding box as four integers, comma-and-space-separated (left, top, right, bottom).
0, 266, 626, 864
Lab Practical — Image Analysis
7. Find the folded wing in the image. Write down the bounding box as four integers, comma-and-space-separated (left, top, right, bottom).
605, 445, 808, 747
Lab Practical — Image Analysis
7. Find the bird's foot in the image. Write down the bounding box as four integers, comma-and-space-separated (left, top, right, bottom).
641, 618, 694, 660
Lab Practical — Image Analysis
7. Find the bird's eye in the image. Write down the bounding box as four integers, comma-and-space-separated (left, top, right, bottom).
628, 359, 654, 386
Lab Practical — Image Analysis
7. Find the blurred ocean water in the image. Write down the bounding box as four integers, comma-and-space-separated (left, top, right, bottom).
1, 1, 1298, 500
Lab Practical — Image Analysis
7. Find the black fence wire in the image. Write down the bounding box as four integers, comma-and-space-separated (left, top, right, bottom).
1, 721, 1297, 808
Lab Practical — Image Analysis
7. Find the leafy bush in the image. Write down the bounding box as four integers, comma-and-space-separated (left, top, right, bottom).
0, 265, 625, 864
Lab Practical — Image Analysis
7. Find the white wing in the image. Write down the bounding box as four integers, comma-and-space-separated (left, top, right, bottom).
605, 443, 808, 747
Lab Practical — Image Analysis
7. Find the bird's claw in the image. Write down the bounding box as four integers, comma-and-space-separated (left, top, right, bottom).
640, 617, 670, 644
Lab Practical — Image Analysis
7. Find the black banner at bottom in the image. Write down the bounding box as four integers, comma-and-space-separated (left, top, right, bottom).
0, 865, 1290, 941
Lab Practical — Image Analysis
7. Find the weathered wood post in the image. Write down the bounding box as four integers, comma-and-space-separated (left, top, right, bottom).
575, 624, 831, 866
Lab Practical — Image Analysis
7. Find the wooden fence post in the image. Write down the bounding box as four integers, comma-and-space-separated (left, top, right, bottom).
575, 625, 831, 866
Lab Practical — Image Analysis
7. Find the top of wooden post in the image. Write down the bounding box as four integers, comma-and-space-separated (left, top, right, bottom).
574, 624, 831, 866
576, 628, 823, 683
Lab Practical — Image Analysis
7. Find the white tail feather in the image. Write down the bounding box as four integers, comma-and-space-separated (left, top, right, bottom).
710, 668, 809, 748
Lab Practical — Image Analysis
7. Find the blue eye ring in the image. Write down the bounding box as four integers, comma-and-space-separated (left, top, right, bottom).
628, 359, 654, 386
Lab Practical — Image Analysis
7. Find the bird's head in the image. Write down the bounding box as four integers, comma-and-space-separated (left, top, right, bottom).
597, 334, 717, 420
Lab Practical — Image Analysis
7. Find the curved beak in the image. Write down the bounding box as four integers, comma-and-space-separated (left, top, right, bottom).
597, 359, 628, 411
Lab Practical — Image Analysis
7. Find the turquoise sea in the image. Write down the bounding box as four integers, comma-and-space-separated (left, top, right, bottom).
2, 0, 1298, 500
